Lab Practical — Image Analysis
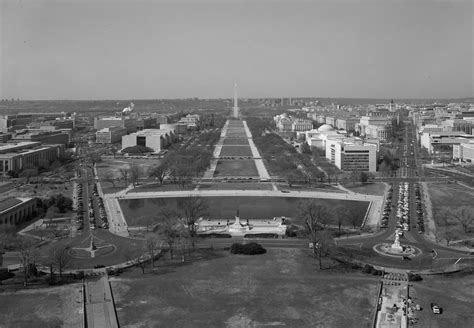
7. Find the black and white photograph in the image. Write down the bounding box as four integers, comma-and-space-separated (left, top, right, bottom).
0, 0, 473, 327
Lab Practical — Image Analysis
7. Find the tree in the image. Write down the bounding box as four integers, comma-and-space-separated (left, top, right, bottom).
157, 206, 181, 259
453, 206, 474, 233
437, 226, 460, 246
38, 159, 50, 172
20, 164, 39, 184
146, 236, 161, 268
125, 249, 147, 274
299, 200, 332, 269
104, 171, 116, 188
89, 152, 102, 164
149, 163, 170, 185
180, 196, 208, 249
49, 245, 71, 279
130, 164, 142, 186
17, 238, 37, 286
111, 146, 118, 158
119, 166, 130, 186
334, 206, 349, 234
300, 141, 311, 154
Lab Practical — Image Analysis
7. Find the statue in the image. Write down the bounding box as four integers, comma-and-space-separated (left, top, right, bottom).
391, 230, 403, 252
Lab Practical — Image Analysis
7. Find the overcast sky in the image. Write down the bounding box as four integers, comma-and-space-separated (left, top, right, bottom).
1, 0, 473, 100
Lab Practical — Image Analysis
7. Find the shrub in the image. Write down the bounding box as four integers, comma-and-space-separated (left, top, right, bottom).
244, 233, 278, 239
408, 273, 423, 281
230, 242, 266, 255
362, 264, 375, 274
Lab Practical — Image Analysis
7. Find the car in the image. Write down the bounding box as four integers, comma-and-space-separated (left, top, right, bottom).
431, 303, 441, 314
281, 190, 290, 193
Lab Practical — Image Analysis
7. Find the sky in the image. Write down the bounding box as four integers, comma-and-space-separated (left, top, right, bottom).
1, 0, 473, 100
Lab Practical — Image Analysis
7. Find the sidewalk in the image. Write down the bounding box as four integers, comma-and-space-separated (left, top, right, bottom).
85, 277, 119, 328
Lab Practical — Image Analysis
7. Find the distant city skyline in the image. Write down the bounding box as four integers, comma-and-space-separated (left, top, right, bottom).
1, 0, 473, 100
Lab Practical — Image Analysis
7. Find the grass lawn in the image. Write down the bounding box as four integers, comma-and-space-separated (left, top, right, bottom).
223, 138, 249, 146
343, 182, 387, 195
0, 284, 83, 327
96, 158, 158, 187
426, 182, 474, 235
214, 160, 259, 177
225, 131, 248, 138
111, 248, 379, 328
120, 196, 369, 226
408, 272, 474, 327
219, 146, 253, 157
130, 183, 196, 192
34, 229, 146, 269
198, 182, 273, 191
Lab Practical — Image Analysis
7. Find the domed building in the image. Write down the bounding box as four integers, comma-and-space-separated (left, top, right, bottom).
304, 124, 343, 149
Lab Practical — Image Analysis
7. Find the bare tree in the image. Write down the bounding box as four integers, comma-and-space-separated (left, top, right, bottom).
146, 236, 161, 268
104, 171, 116, 188
180, 196, 208, 249
130, 164, 142, 186
453, 206, 473, 233
17, 238, 37, 286
47, 245, 71, 279
334, 206, 349, 234
125, 249, 147, 274
437, 226, 459, 246
157, 206, 181, 259
299, 200, 333, 269
119, 166, 130, 187
149, 163, 171, 185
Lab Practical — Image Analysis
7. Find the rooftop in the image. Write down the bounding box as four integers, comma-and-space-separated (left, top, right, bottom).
0, 198, 23, 213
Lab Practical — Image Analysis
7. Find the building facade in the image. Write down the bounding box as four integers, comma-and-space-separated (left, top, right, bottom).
95, 126, 128, 144
121, 129, 175, 153
0, 197, 37, 226
0, 142, 65, 176
326, 138, 377, 172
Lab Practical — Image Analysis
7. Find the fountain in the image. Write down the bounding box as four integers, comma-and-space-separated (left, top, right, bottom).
373, 229, 422, 258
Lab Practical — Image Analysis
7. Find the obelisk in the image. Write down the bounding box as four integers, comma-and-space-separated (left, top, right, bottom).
233, 83, 240, 119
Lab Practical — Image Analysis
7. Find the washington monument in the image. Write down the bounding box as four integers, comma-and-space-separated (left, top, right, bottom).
233, 83, 240, 119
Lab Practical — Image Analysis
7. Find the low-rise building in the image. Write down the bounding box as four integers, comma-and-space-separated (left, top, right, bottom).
0, 197, 37, 226
453, 142, 474, 163
421, 131, 474, 154
291, 119, 313, 132
0, 142, 65, 176
95, 126, 128, 144
121, 128, 175, 153
94, 116, 138, 133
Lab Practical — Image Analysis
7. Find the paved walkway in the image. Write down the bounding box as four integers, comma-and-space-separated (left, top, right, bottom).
242, 121, 270, 180
104, 196, 129, 237
420, 182, 436, 242
203, 120, 229, 179
85, 277, 119, 328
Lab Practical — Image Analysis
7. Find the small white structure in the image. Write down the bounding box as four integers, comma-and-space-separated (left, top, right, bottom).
196, 210, 287, 237
390, 230, 403, 252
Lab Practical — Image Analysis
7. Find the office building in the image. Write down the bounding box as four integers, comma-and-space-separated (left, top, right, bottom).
0, 142, 65, 176
326, 138, 377, 172
96, 126, 128, 144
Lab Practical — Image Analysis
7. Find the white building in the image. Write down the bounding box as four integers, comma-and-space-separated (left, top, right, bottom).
121, 129, 175, 153
95, 126, 127, 144
420, 131, 474, 154
453, 142, 474, 163
305, 124, 341, 149
326, 138, 377, 172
